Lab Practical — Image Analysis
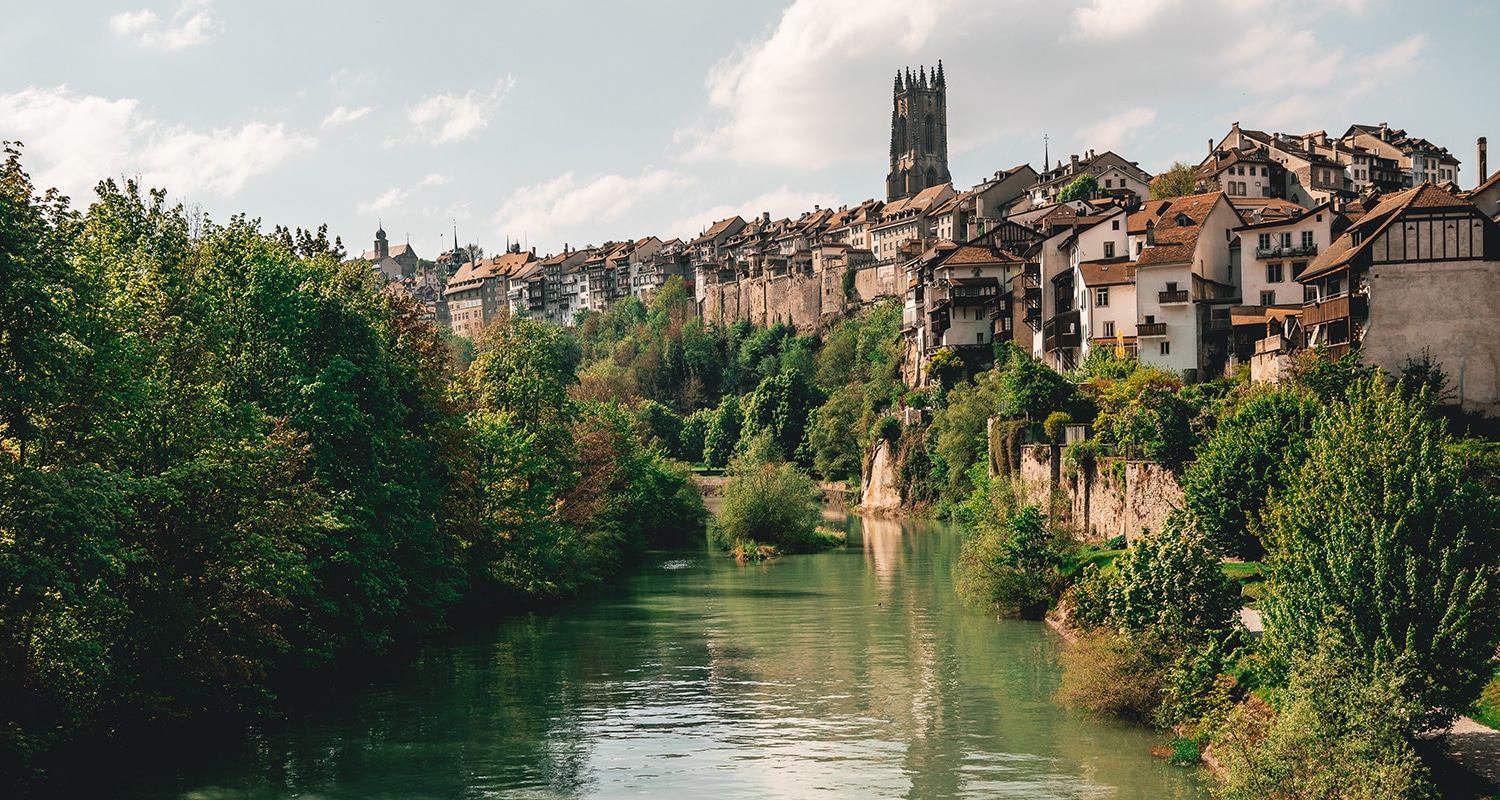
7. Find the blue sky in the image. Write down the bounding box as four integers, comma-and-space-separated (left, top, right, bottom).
2, 0, 1494, 260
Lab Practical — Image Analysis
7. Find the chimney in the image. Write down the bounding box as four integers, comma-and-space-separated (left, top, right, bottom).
762, 211, 770, 223
1481, 137, 1489, 184
1379, 122, 1389, 142
1209, 138, 1214, 158
1070, 154, 1079, 173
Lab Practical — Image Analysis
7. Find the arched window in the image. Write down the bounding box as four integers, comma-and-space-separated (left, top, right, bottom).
895, 118, 907, 151
924, 114, 935, 151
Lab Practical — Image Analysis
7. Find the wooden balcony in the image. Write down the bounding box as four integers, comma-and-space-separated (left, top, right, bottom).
1043, 309, 1081, 351
1158, 289, 1190, 304
1137, 322, 1168, 337
1302, 293, 1367, 327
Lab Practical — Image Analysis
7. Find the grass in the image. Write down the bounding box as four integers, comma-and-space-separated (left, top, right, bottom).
1061, 546, 1126, 579
1472, 674, 1500, 731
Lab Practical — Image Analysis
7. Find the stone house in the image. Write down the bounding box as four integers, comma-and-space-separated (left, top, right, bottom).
1027, 150, 1152, 207
1036, 206, 1130, 371
443, 250, 538, 339
1297, 184, 1500, 414
869, 182, 955, 265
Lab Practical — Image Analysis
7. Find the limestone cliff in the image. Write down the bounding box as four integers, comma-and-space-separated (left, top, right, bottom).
860, 439, 903, 515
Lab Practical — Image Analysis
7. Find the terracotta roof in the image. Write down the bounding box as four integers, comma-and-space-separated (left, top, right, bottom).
943, 243, 1026, 265
1077, 258, 1135, 287
1230, 305, 1302, 326
691, 216, 744, 245
1135, 192, 1225, 267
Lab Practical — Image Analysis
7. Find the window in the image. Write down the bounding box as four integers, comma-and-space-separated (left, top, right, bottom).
1280, 232, 1293, 249
1291, 261, 1307, 279
977, 331, 986, 343
1102, 320, 1116, 337
1135, 241, 1143, 255
1261, 290, 1276, 305
1237, 166, 1245, 176
1329, 278, 1342, 296
1103, 241, 1116, 258
1165, 281, 1178, 293
1112, 219, 1120, 230
1258, 233, 1271, 251
1096, 287, 1110, 307
1105, 179, 1113, 188
1160, 341, 1171, 355
1301, 231, 1314, 249
1262, 167, 1268, 176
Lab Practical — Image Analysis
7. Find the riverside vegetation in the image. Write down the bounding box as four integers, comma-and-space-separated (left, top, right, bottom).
954, 341, 1500, 799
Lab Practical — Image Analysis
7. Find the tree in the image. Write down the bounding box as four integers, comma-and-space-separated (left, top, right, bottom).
1181, 388, 1320, 558
1261, 377, 1500, 732
1091, 366, 1199, 469
742, 370, 826, 465
1057, 173, 1099, 203
1111, 518, 1240, 640
1150, 161, 1198, 199
996, 343, 1078, 420
703, 394, 743, 469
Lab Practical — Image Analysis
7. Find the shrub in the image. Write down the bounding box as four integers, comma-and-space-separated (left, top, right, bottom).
1044, 411, 1072, 443
1057, 630, 1171, 723
872, 414, 902, 444
957, 479, 1075, 618
710, 457, 824, 554
1113, 518, 1240, 642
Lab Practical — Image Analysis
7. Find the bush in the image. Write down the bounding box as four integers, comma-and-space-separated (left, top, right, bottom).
956, 472, 1075, 618
710, 457, 824, 554
1057, 630, 1171, 723
702, 395, 743, 468
1044, 411, 1072, 443
1112, 518, 1240, 642
1213, 640, 1432, 800
872, 414, 902, 444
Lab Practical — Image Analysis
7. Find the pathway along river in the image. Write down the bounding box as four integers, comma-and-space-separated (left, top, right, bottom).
104, 514, 1203, 799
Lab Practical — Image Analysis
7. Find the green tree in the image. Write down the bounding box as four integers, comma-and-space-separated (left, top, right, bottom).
1057, 173, 1100, 203
996, 343, 1078, 420
703, 394, 743, 469
1150, 161, 1198, 200
957, 470, 1074, 618
1261, 378, 1500, 732
1111, 518, 1240, 640
1181, 388, 1319, 558
742, 370, 826, 465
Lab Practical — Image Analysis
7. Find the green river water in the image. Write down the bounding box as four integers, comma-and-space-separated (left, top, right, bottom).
105, 514, 1203, 799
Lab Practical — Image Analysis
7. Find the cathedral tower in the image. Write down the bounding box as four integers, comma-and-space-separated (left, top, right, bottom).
886, 62, 951, 202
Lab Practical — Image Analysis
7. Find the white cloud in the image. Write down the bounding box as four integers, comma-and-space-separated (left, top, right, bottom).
491, 170, 686, 243
408, 76, 515, 145
666, 187, 843, 242
109, 0, 218, 51
1073, 107, 1157, 151
418, 172, 451, 187
677, 0, 961, 168
320, 105, 371, 130
1069, 0, 1178, 40
0, 85, 313, 198
357, 188, 401, 215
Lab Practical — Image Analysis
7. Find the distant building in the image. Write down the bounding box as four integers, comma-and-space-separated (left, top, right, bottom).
357, 224, 419, 280
886, 64, 952, 202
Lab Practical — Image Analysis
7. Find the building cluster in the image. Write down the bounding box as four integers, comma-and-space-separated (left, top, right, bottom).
357, 64, 1500, 415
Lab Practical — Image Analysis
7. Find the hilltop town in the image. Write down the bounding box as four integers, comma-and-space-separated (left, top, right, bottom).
364, 63, 1500, 415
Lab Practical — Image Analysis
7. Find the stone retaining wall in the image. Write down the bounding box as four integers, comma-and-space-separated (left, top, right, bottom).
1014, 444, 1184, 544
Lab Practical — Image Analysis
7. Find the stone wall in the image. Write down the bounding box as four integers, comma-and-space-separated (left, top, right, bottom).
1014, 444, 1183, 544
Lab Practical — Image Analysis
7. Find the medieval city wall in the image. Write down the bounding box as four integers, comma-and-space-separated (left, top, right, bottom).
698, 265, 899, 332
1013, 444, 1183, 544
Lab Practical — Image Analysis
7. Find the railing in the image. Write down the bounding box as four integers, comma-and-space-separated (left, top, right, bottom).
1137, 322, 1168, 337
1158, 289, 1190, 304
1255, 245, 1319, 259
1302, 293, 1368, 328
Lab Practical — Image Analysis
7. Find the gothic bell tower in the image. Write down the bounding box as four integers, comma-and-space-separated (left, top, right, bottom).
886, 62, 951, 202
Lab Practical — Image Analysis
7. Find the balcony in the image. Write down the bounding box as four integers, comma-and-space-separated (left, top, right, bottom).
1158, 289, 1190, 304
1043, 309, 1081, 351
1302, 292, 1367, 327
1255, 244, 1319, 259
1137, 322, 1168, 337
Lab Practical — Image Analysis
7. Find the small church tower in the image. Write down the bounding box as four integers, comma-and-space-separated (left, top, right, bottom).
886, 62, 951, 202
373, 222, 389, 260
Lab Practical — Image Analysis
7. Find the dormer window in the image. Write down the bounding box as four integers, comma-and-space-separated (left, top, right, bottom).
1176, 213, 1192, 227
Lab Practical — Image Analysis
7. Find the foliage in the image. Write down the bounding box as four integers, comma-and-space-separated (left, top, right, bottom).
956, 469, 1075, 618
997, 342, 1080, 420
1090, 366, 1199, 469
1284, 346, 1375, 403
1180, 387, 1320, 558
742, 370, 826, 466
1112, 519, 1241, 642
1213, 640, 1433, 800
1260, 377, 1500, 733
929, 369, 1009, 503
678, 407, 712, 464
1057, 629, 1172, 723
1057, 173, 1100, 203
1043, 411, 1072, 443
703, 394, 744, 469
710, 455, 824, 554
1075, 346, 1139, 382
1150, 161, 1198, 200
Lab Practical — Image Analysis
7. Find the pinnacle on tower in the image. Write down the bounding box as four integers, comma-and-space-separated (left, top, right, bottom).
936, 60, 945, 86
894, 71, 903, 91
919, 65, 927, 87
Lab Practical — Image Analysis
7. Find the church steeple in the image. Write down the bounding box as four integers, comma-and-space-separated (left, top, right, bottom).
886, 63, 952, 202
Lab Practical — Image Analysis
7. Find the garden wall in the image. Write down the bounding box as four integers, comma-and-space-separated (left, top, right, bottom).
1013, 444, 1184, 544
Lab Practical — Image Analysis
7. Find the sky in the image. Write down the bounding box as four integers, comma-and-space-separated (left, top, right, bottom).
2, 0, 1495, 261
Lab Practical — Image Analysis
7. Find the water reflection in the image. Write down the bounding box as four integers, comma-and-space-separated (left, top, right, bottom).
103, 515, 1200, 800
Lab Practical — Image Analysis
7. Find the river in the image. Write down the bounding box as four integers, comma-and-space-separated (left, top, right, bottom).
102, 513, 1203, 799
